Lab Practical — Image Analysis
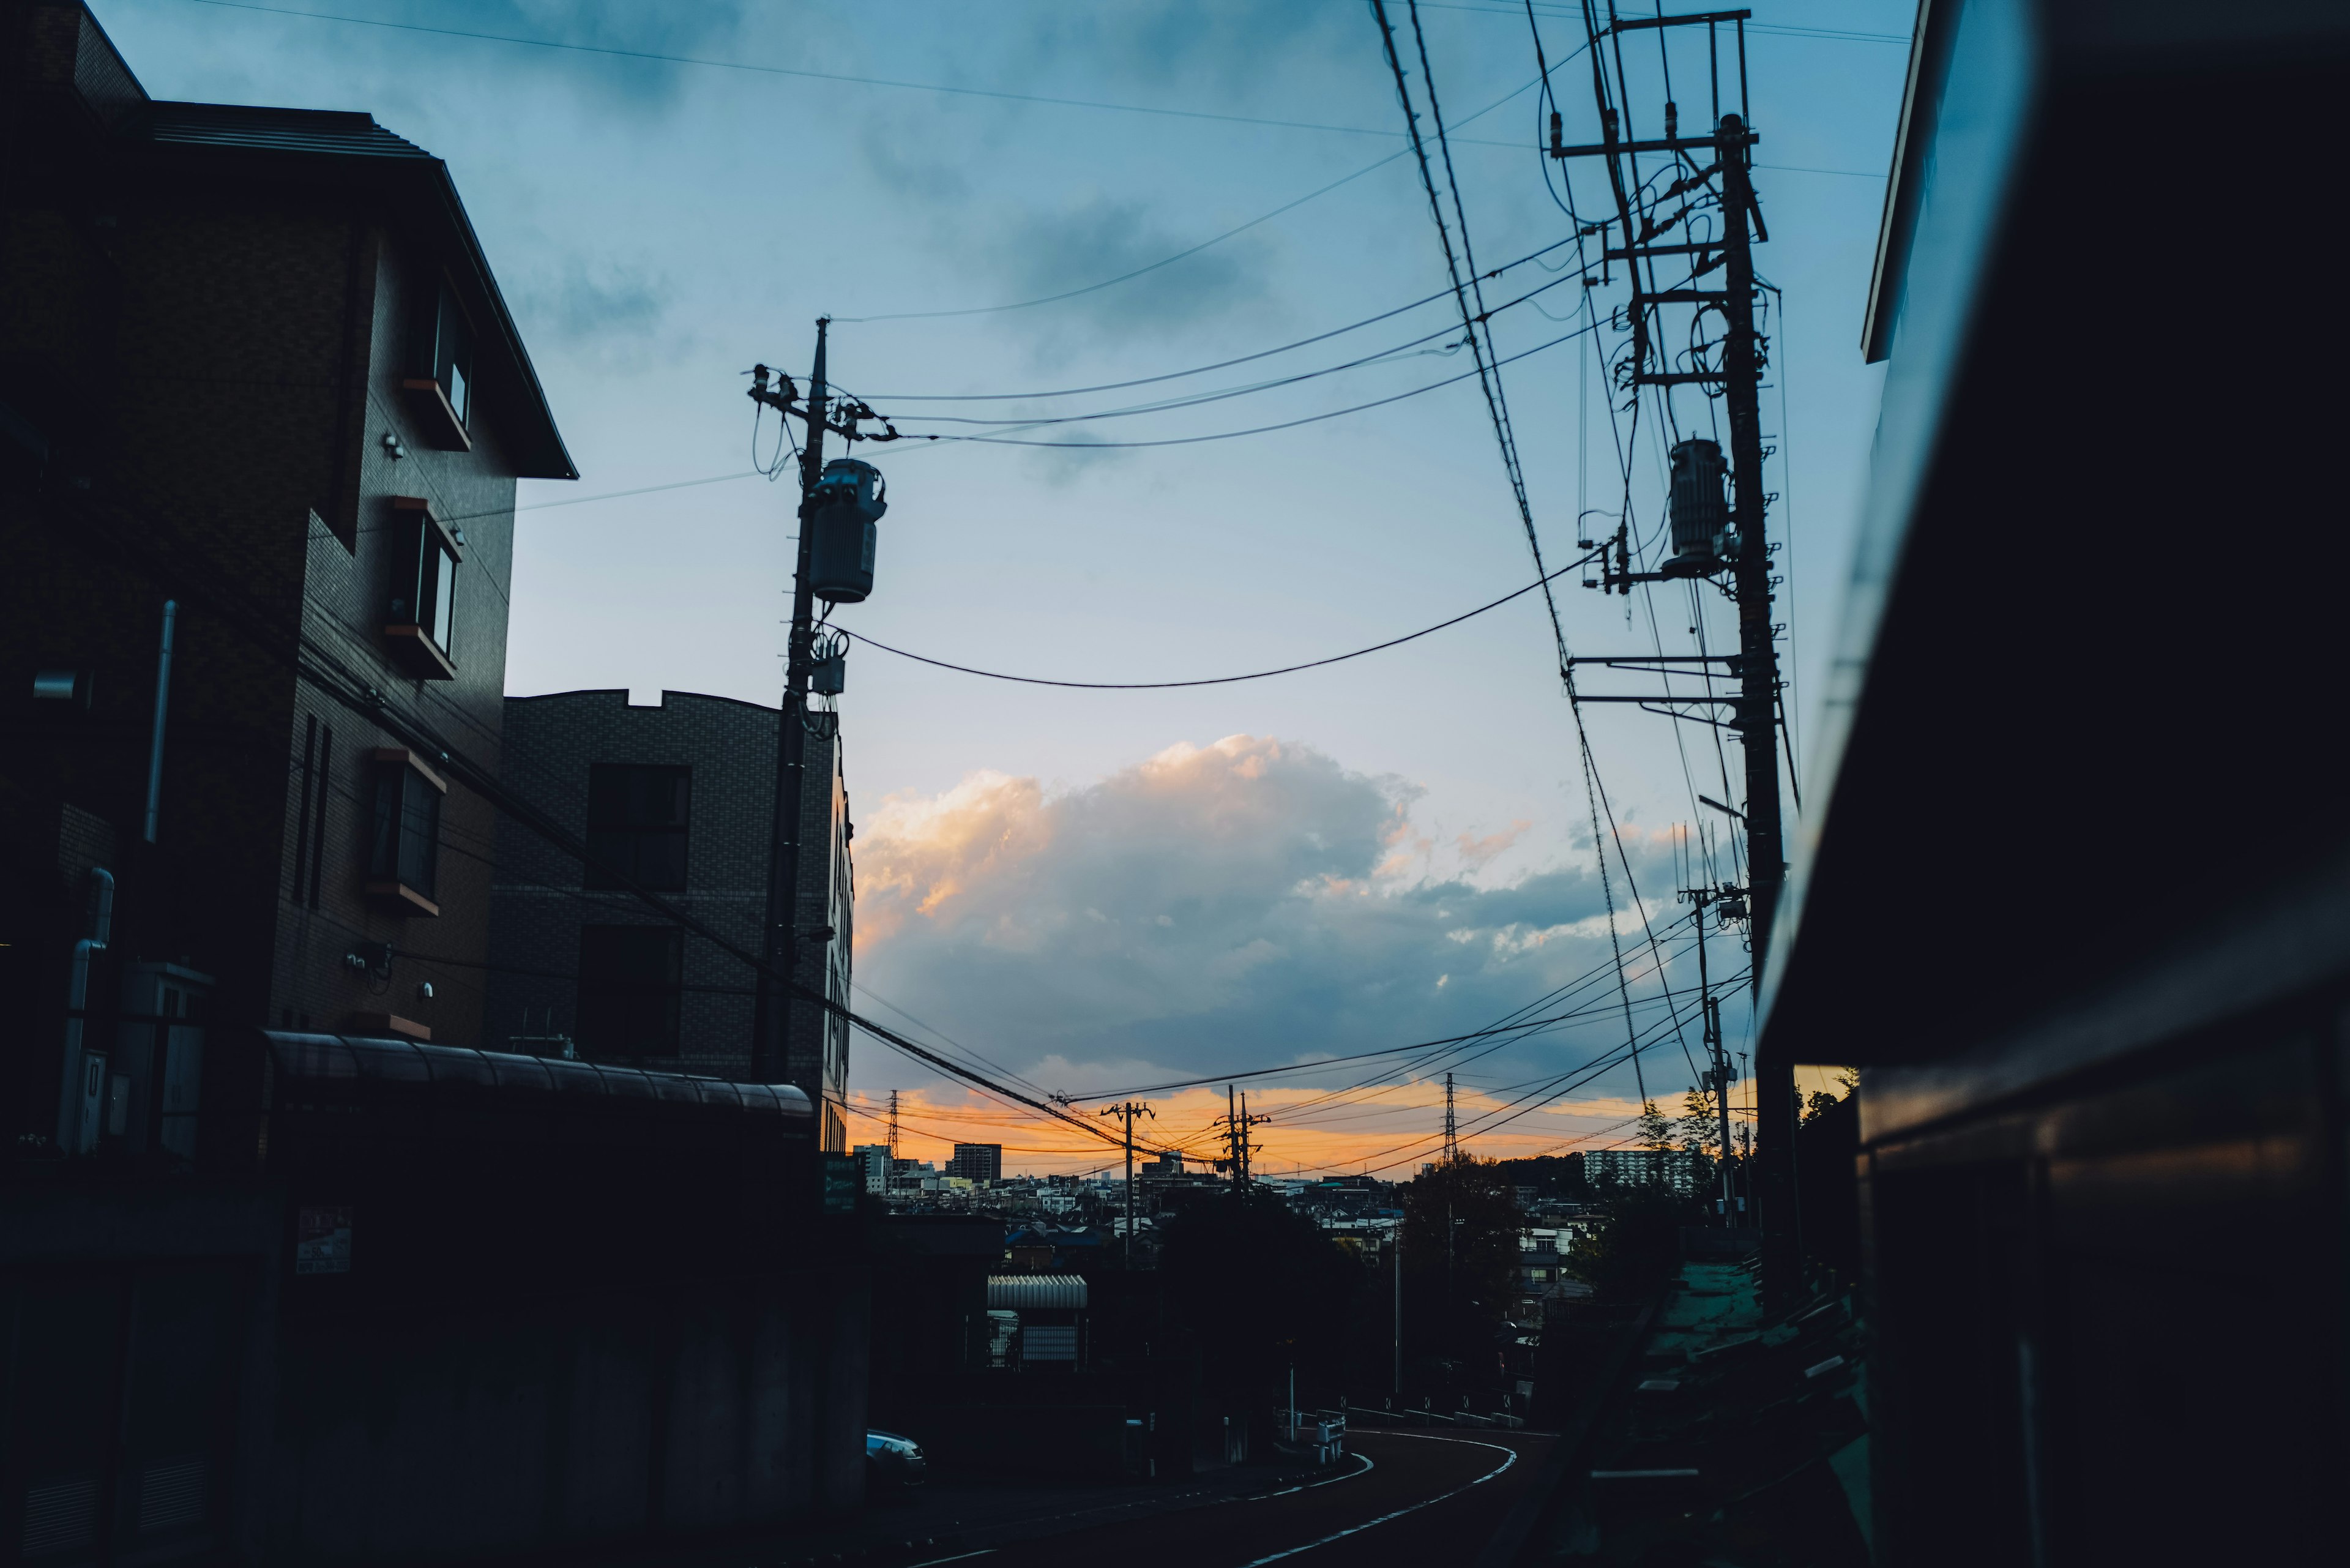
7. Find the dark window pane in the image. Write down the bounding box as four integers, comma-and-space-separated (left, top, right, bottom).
368, 764, 440, 897
436, 286, 474, 427
636, 830, 688, 890
575, 925, 683, 1059
426, 540, 457, 654
584, 765, 691, 890
399, 774, 439, 898
367, 767, 401, 881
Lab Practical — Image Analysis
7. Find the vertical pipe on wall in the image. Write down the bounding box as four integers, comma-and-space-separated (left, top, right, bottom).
56, 868, 116, 1152
143, 599, 177, 843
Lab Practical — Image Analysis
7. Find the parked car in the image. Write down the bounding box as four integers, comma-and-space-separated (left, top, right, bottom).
866, 1429, 927, 1490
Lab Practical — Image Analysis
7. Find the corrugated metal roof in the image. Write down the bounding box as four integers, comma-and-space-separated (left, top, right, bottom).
142, 103, 433, 161
262, 1031, 814, 1121
987, 1274, 1089, 1310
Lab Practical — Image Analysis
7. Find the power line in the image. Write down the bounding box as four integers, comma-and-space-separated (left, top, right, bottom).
840, 558, 1578, 690
906, 313, 1602, 450
851, 239, 1584, 406
838, 151, 1414, 324
185, 0, 1486, 143
1379, 2, 1710, 1113
835, 64, 1570, 324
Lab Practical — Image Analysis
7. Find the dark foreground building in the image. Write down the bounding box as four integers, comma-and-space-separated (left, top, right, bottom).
2, 0, 573, 1140
1755, 1, 2349, 1564
485, 689, 855, 1146
1, 7, 867, 1560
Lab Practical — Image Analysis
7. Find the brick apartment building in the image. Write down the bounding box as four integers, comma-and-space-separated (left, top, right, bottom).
0, 10, 865, 1562
486, 689, 856, 1148
2, 0, 574, 1158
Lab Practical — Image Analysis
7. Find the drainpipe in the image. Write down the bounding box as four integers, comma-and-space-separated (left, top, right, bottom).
143, 599, 176, 843
56, 868, 116, 1153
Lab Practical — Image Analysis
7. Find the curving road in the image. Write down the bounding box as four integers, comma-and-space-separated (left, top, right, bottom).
960, 1428, 1551, 1568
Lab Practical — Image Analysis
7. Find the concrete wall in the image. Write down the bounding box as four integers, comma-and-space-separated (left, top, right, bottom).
269, 1267, 867, 1562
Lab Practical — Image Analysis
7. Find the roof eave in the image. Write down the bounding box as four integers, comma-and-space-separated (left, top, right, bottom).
422, 159, 577, 481
1860, 1, 1950, 365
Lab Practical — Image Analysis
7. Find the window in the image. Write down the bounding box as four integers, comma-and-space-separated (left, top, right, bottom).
575, 925, 682, 1059
365, 749, 444, 914
382, 498, 460, 679
433, 284, 474, 429
399, 283, 476, 449
586, 764, 690, 890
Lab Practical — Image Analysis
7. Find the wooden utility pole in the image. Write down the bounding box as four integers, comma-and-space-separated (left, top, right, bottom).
1682, 886, 1740, 1226
1392, 1214, 1403, 1395
1550, 29, 1798, 1297
1716, 117, 1798, 1294
1099, 1100, 1153, 1264
749, 319, 829, 1091
1218, 1086, 1267, 1190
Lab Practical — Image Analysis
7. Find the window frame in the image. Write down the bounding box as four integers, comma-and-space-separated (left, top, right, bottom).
573, 924, 685, 1060
433, 283, 474, 430
364, 748, 447, 916
381, 497, 461, 680
398, 279, 477, 451
584, 763, 692, 892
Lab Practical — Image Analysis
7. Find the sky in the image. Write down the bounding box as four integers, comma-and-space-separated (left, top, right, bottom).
99, 0, 1912, 1173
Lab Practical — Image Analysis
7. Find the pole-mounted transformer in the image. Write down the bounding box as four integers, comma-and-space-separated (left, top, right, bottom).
807, 458, 886, 604
1661, 437, 1731, 578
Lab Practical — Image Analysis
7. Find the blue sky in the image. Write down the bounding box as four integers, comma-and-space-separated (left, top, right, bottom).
102, 0, 1912, 1167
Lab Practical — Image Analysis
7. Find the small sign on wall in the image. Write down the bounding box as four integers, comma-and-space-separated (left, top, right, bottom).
296, 1205, 352, 1274
819, 1153, 860, 1214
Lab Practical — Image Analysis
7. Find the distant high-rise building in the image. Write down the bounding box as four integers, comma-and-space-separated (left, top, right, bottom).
852, 1143, 891, 1195
948, 1143, 1002, 1184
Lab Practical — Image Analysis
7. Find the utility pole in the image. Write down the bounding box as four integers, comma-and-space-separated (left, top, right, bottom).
1217, 1085, 1269, 1190
1442, 1072, 1459, 1163
1681, 886, 1740, 1227
1241, 1091, 1256, 1185
749, 319, 829, 1095
1551, 16, 1799, 1301
886, 1087, 900, 1164
745, 323, 897, 1146
1392, 1212, 1403, 1396
1226, 1085, 1242, 1190
1717, 113, 1799, 1296
1099, 1100, 1154, 1266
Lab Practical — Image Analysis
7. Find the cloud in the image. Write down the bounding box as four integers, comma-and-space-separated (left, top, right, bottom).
1456, 819, 1531, 870
392, 1, 755, 110
510, 261, 673, 364
981, 194, 1269, 345
853, 735, 1690, 1100
1023, 1, 1359, 99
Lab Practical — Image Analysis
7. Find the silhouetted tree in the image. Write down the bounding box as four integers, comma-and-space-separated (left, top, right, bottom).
1570, 1167, 1708, 1302
1398, 1159, 1522, 1388
1158, 1187, 1361, 1397
1797, 1075, 1862, 1284
1636, 1097, 1674, 1153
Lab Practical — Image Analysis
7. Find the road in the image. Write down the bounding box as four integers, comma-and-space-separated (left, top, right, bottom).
955, 1428, 1551, 1568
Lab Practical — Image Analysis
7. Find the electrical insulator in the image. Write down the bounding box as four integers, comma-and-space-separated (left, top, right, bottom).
1549, 110, 1563, 157
1661, 438, 1730, 578
806, 458, 885, 603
